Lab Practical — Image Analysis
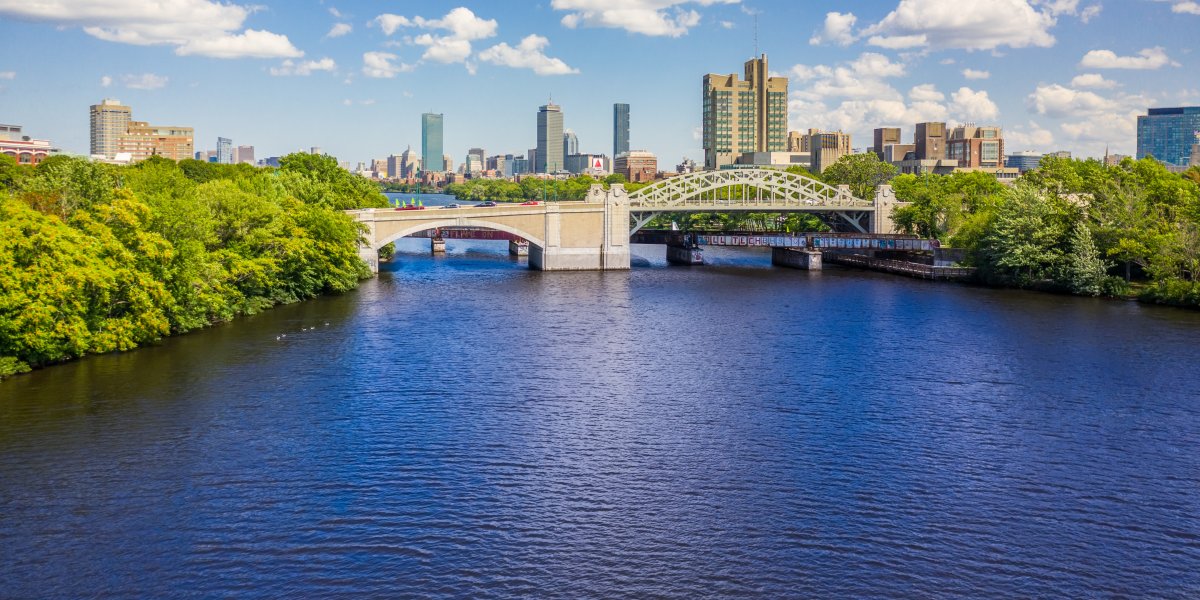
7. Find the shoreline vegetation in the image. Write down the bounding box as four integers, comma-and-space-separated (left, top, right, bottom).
3, 153, 1198, 380
0, 152, 387, 380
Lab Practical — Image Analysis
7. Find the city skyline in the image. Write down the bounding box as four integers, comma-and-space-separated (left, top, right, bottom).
2, 1, 1199, 165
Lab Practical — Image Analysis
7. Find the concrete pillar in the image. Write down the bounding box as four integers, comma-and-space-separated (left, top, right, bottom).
530, 184, 631, 271
358, 215, 379, 274
666, 245, 704, 265
772, 247, 822, 270
509, 239, 529, 256
872, 185, 909, 234
431, 237, 446, 254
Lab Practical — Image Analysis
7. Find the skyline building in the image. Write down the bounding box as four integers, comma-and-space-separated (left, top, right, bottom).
613, 103, 630, 161
90, 98, 132, 159
1137, 106, 1200, 168
615, 150, 657, 183
947, 125, 1004, 169
1007, 150, 1043, 173
536, 102, 564, 173
873, 127, 901, 160
422, 113, 444, 174
915, 122, 947, 160
799, 129, 851, 173
234, 145, 254, 165
702, 54, 788, 169
216, 137, 233, 164
116, 121, 193, 162
562, 129, 578, 166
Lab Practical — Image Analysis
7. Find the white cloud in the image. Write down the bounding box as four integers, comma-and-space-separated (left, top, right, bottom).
478, 35, 579, 75
909, 83, 945, 102
1070, 73, 1118, 89
962, 68, 990, 79
850, 52, 907, 78
1025, 81, 1151, 154
100, 75, 112, 87
552, 0, 739, 37
0, 71, 14, 80
372, 7, 497, 66
362, 51, 413, 78
1079, 47, 1177, 70
952, 87, 999, 121
120, 73, 168, 90
270, 58, 337, 76
862, 0, 1057, 51
0, 0, 302, 59
1006, 120, 1056, 148
329, 7, 343, 18
1173, 1, 1200, 15
719, 20, 734, 29
1027, 83, 1115, 118
371, 14, 412, 35
326, 23, 352, 38
1079, 4, 1102, 22
809, 12, 857, 46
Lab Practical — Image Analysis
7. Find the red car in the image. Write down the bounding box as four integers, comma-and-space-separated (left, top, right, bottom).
520, 200, 541, 206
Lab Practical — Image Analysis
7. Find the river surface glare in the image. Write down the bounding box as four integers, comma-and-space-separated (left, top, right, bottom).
3, 226, 1200, 597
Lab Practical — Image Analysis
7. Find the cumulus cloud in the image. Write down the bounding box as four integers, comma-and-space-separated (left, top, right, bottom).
120, 73, 169, 90
270, 58, 337, 76
1079, 47, 1177, 70
1070, 73, 1118, 89
962, 68, 990, 79
1006, 120, 1056, 148
863, 0, 1057, 51
0, 0, 302, 59
477, 35, 579, 75
371, 7, 497, 66
0, 71, 14, 80
809, 12, 857, 46
1026, 82, 1151, 154
362, 51, 413, 78
952, 87, 999, 121
1172, 1, 1200, 15
100, 75, 112, 87
552, 0, 739, 37
909, 84, 945, 103
326, 23, 352, 38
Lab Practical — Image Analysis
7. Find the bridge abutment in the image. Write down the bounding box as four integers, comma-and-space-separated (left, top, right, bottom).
772, 247, 823, 270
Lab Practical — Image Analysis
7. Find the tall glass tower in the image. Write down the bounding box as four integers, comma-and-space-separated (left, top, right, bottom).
613, 103, 630, 160
421, 113, 444, 174
216, 137, 232, 164
536, 103, 563, 174
1137, 107, 1200, 168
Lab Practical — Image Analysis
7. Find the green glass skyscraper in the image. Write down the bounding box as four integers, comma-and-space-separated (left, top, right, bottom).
421, 113, 443, 174
613, 103, 630, 160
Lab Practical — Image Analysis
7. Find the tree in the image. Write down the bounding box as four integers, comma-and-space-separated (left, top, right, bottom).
820, 153, 897, 200
1061, 222, 1111, 296
977, 185, 1075, 287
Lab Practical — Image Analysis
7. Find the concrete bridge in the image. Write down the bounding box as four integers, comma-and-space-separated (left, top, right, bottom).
350, 168, 906, 272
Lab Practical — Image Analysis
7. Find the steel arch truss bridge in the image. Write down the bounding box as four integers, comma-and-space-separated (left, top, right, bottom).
627, 169, 889, 234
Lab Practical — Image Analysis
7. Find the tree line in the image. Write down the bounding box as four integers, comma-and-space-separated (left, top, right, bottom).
0, 152, 387, 379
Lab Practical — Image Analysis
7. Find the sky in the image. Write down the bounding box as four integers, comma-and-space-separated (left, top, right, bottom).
2, 0, 1199, 167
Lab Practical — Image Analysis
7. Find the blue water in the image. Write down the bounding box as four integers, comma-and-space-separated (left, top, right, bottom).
2, 241, 1199, 598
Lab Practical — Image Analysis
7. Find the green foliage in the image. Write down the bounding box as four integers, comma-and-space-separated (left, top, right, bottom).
820, 153, 897, 200
278, 153, 389, 210
0, 153, 28, 191
445, 175, 607, 202
0, 356, 30, 379
0, 156, 375, 376
1061, 222, 1111, 296
977, 185, 1076, 287
892, 171, 1004, 242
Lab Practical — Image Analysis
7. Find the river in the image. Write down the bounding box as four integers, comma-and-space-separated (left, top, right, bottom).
2, 220, 1199, 597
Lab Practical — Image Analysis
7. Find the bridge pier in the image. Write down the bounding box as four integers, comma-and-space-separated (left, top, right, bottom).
509, 239, 529, 256
431, 237, 446, 254
772, 247, 822, 271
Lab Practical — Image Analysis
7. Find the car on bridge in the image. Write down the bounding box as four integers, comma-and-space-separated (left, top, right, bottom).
519, 200, 541, 206
476, 201, 498, 207
442, 203, 460, 209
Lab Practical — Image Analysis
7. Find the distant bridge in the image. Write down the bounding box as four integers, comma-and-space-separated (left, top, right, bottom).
351, 168, 907, 272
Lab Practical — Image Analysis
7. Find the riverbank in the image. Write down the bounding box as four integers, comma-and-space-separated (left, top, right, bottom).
0, 153, 386, 380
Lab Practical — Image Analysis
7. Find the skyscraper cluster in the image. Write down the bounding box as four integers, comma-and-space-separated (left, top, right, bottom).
89, 98, 193, 163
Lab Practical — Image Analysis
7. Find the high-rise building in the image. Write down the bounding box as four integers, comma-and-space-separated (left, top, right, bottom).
1006, 150, 1043, 173
90, 98, 132, 159
615, 151, 657, 183
1137, 107, 1200, 168
787, 130, 804, 152
116, 121, 194, 162
310, 146, 323, 155
873, 128, 901, 160
216, 137, 233, 164
613, 103, 630, 160
401, 147, 421, 178
465, 152, 483, 175
947, 125, 1004, 168
234, 145, 254, 165
702, 54, 788, 170
566, 153, 609, 175
799, 129, 852, 173
562, 129, 578, 166
421, 113, 444, 174
915, 122, 946, 160
443, 154, 453, 173
536, 103, 564, 173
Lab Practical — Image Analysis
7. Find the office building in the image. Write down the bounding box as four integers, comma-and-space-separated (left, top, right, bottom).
89, 99, 132, 159
234, 145, 254, 165
562, 129, 578, 165
947, 125, 1004, 168
615, 150, 657, 183
421, 113, 444, 174
881, 143, 915, 163
216, 137, 233, 164
511, 156, 530, 175
465, 152, 483, 175
309, 146, 323, 155
116, 121, 194, 162
443, 154, 453, 172
734, 151, 811, 170
914, 122, 946, 160
873, 128, 902, 160
613, 103, 630, 161
1007, 151, 1043, 173
0, 124, 60, 166
536, 102, 564, 173
566, 153, 609, 175
1137, 107, 1200, 168
702, 54, 788, 169
797, 129, 852, 173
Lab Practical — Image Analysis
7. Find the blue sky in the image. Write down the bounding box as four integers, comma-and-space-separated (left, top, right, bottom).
2, 0, 1198, 166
